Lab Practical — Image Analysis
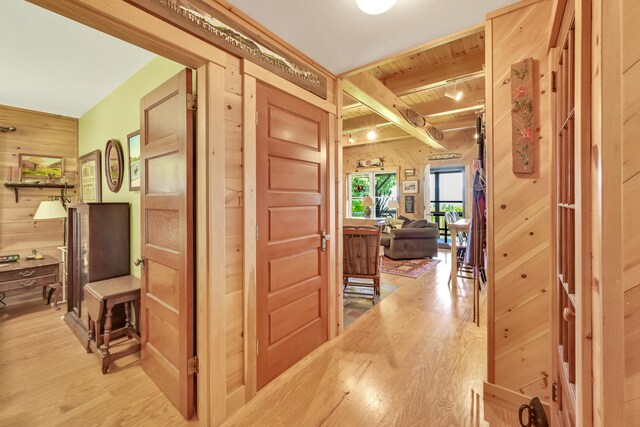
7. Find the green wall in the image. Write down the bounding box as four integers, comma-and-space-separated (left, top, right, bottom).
79, 56, 187, 278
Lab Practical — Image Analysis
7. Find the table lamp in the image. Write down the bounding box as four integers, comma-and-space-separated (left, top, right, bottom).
388, 199, 400, 218
362, 195, 374, 218
34, 200, 68, 245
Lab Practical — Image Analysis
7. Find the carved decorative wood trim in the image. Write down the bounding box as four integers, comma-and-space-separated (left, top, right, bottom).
511, 57, 535, 174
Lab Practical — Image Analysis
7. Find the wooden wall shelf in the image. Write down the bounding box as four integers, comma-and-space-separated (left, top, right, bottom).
4, 182, 75, 203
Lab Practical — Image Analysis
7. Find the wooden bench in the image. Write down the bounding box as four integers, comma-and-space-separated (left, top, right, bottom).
84, 275, 141, 374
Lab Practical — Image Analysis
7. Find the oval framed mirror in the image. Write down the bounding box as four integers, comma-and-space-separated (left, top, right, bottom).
104, 138, 124, 192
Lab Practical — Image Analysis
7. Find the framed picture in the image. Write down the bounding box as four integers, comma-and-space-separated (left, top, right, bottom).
404, 195, 415, 214
402, 180, 419, 194
404, 168, 415, 178
127, 130, 141, 191
19, 154, 63, 180
79, 150, 101, 203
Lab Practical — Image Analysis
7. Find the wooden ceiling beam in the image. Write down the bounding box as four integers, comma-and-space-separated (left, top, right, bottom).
382, 51, 485, 96
343, 71, 446, 150
343, 87, 485, 131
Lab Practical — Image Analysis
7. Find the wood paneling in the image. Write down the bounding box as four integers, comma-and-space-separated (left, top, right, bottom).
485, 0, 553, 405
0, 105, 78, 259
343, 131, 477, 220
622, 1, 640, 422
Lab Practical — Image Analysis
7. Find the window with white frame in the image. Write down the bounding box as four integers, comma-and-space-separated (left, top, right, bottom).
347, 171, 398, 218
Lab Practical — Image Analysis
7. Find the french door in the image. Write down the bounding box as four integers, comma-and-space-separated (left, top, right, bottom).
551, 0, 591, 425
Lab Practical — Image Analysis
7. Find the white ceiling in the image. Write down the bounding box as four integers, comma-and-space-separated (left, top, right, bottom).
0, 0, 155, 118
226, 0, 516, 74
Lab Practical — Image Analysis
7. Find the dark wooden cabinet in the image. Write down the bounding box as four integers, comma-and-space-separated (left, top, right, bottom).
64, 203, 130, 347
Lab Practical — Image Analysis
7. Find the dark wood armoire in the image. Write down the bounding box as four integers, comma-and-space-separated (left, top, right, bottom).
64, 203, 130, 347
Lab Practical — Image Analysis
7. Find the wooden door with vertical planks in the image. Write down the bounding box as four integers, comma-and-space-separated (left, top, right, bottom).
256, 82, 329, 389
139, 68, 195, 419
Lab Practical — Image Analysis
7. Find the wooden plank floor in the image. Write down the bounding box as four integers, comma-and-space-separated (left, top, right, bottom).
225, 252, 488, 426
0, 292, 195, 427
0, 252, 486, 426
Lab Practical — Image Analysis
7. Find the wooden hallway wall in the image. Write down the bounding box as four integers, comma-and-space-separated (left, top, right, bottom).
0, 105, 78, 259
484, 0, 553, 404
620, 0, 640, 422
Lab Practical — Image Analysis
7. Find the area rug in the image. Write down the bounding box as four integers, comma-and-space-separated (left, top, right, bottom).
381, 256, 440, 278
343, 280, 399, 329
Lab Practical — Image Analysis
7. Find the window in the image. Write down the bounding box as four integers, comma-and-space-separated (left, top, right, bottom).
347, 172, 397, 218
428, 167, 465, 243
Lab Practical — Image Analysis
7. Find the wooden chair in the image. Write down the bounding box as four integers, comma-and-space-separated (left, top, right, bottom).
445, 212, 474, 287
343, 226, 382, 304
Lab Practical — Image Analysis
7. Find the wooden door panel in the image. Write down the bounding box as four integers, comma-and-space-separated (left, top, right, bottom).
269, 106, 320, 149
269, 207, 319, 240
140, 68, 195, 419
257, 82, 329, 389
269, 250, 319, 292
269, 158, 320, 191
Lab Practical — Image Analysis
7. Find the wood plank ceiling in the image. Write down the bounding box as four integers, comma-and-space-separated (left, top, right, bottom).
342, 29, 485, 157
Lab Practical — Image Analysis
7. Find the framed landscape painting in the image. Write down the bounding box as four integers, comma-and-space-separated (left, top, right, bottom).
19, 154, 63, 179
128, 130, 141, 191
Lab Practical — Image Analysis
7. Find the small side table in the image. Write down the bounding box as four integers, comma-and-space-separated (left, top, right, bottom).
84, 275, 141, 374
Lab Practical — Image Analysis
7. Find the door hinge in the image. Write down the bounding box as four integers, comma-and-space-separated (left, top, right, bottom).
187, 356, 199, 375
255, 111, 259, 126
187, 94, 197, 110
552, 382, 558, 401
256, 225, 259, 241
256, 338, 259, 356
551, 71, 557, 93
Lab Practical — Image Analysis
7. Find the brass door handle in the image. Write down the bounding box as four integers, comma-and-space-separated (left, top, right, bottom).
562, 307, 575, 321
321, 229, 331, 252
134, 257, 145, 270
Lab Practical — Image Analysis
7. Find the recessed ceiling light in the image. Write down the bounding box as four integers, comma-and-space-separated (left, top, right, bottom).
367, 130, 377, 141
356, 0, 397, 15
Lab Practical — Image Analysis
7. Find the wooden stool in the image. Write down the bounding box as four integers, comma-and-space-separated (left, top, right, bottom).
84, 276, 141, 374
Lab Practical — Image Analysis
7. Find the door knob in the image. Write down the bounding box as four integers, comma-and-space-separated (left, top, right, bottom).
321, 229, 331, 252
134, 257, 145, 267
562, 307, 575, 321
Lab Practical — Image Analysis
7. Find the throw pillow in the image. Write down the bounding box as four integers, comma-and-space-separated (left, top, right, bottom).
398, 215, 413, 228
406, 219, 432, 229
389, 219, 405, 229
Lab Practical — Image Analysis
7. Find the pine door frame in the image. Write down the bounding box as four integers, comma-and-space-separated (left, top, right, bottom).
242, 59, 341, 401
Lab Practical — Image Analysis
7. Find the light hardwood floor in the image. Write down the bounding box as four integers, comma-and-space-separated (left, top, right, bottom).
0, 252, 486, 426
224, 252, 488, 426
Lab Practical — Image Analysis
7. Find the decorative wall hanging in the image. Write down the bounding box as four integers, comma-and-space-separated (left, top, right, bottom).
79, 150, 101, 202
511, 57, 535, 173
105, 139, 124, 193
128, 130, 141, 191
404, 195, 415, 213
356, 158, 385, 169
402, 180, 418, 194
126, 0, 327, 99
428, 152, 462, 161
404, 168, 415, 178
19, 154, 63, 180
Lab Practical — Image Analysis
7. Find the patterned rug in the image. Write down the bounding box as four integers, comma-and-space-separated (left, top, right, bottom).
381, 256, 441, 278
343, 281, 399, 329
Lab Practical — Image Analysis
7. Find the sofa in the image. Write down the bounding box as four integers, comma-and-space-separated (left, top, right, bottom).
380, 216, 439, 260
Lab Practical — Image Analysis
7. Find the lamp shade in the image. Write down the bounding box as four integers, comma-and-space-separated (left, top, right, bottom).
34, 200, 67, 220
387, 199, 400, 209
361, 196, 374, 207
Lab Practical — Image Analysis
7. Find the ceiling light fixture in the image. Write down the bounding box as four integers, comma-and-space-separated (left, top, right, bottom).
444, 82, 463, 101
367, 130, 377, 141
356, 0, 397, 15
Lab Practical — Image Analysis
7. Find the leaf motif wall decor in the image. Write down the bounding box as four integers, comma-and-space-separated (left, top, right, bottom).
511, 58, 535, 173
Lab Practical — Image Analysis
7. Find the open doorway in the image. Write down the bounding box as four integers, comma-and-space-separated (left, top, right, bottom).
0, 0, 197, 421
